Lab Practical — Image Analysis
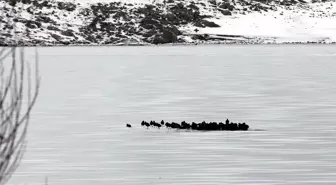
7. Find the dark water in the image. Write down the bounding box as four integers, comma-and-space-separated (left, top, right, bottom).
6, 45, 336, 185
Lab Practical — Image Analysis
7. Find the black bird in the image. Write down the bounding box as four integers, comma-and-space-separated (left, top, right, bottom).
226, 119, 229, 124
126, 124, 132, 128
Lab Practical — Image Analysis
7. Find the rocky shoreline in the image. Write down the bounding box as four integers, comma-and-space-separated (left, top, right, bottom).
1, 0, 335, 46
9, 41, 336, 48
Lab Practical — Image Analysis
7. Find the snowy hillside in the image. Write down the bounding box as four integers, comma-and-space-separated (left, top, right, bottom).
1, 0, 336, 46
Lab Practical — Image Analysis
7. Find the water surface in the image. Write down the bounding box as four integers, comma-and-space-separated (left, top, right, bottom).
7, 45, 336, 185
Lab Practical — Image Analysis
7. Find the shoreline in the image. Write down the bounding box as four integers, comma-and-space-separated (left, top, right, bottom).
2, 42, 336, 48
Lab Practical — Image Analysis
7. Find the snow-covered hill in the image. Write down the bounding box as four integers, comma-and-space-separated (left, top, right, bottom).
1, 0, 336, 46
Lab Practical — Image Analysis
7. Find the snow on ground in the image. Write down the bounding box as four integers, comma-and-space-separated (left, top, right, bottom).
181, 1, 336, 43
1, 0, 336, 44
63, 0, 336, 43
202, 10, 336, 42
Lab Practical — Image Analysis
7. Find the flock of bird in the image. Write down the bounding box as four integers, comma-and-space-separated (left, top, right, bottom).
127, 119, 249, 131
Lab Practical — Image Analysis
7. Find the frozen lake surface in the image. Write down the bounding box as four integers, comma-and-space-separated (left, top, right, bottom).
6, 45, 336, 185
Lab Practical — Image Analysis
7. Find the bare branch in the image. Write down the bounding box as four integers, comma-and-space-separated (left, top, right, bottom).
0, 47, 40, 185
0, 0, 41, 184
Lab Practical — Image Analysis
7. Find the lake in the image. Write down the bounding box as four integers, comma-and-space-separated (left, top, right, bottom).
6, 45, 336, 185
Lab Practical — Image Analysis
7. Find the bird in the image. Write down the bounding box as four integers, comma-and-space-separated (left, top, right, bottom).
126, 124, 132, 128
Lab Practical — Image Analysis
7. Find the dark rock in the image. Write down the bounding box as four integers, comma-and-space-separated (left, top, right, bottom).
57, 2, 76, 11
199, 2, 206, 6
135, 4, 156, 15
176, 37, 187, 43
164, 25, 182, 35
36, 16, 56, 24
250, 4, 269, 12
61, 29, 75, 37
125, 26, 137, 34
152, 26, 179, 44
47, 25, 60, 31
113, 11, 129, 20
4, 24, 14, 30
142, 29, 157, 37
208, 0, 217, 6
25, 20, 41, 29
85, 35, 97, 43
96, 34, 103, 40
140, 18, 162, 29
21, 0, 32, 5
27, 6, 35, 14
115, 32, 128, 39
8, 0, 17, 6
187, 3, 199, 11
13, 18, 27, 23
166, 13, 178, 23
219, 2, 234, 11
194, 19, 220, 28
169, 3, 201, 24
100, 22, 116, 32
83, 17, 101, 33
50, 33, 62, 41
220, 9, 232, 16
42, 1, 52, 8
103, 37, 120, 44
60, 41, 71, 45
79, 8, 91, 17
192, 34, 210, 41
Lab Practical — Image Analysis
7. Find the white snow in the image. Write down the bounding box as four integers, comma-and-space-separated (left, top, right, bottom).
200, 9, 336, 42
180, 1, 336, 43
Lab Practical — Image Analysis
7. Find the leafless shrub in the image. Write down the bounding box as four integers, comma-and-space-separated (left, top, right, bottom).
0, 0, 41, 184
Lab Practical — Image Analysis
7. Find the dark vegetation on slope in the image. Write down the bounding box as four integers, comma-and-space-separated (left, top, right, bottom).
0, 0, 332, 46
